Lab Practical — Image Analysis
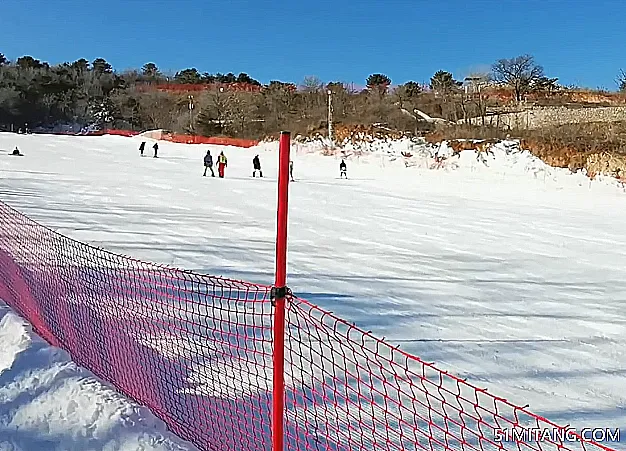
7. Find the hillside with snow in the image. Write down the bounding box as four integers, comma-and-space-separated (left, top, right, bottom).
0, 132, 625, 450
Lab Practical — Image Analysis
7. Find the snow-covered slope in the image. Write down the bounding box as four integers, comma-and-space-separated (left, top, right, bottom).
0, 132, 625, 449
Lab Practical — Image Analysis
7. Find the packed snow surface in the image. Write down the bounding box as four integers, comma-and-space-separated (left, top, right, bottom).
1, 132, 625, 449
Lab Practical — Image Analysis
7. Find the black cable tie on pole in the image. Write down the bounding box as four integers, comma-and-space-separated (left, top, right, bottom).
270, 286, 292, 306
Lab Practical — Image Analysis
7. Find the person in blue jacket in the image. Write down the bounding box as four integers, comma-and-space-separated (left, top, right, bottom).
203, 150, 214, 177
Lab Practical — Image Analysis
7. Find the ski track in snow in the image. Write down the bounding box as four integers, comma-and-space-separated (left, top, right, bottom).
0, 133, 626, 449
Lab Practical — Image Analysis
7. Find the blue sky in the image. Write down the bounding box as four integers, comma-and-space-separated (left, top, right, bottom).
2, 0, 624, 90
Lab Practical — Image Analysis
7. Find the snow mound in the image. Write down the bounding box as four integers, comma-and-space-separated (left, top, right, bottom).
0, 303, 197, 451
137, 130, 167, 140
251, 137, 626, 193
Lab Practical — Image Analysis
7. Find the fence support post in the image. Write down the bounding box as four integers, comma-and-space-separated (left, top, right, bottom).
272, 131, 291, 451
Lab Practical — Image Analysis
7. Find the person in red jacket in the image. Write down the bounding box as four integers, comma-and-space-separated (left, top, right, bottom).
217, 151, 228, 178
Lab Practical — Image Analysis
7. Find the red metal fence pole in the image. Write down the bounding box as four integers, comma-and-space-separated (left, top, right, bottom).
272, 131, 291, 451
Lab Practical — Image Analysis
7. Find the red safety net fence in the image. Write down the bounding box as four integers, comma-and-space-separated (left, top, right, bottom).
0, 199, 617, 451
74, 129, 259, 148
160, 133, 258, 148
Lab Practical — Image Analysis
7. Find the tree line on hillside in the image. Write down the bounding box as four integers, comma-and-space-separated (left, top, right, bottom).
0, 52, 607, 139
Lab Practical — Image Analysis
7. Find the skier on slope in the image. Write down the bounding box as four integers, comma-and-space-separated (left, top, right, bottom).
203, 150, 214, 177
339, 159, 347, 179
217, 151, 228, 178
252, 154, 262, 177
152, 142, 159, 158
139, 141, 146, 156
289, 160, 294, 181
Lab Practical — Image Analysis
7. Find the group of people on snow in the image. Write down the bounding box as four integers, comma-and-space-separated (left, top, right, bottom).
203, 151, 303, 181
203, 150, 265, 179
139, 141, 158, 158
202, 150, 228, 178
138, 140, 348, 181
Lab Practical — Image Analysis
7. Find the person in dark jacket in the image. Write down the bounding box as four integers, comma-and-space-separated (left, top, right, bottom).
289, 160, 294, 181
139, 141, 146, 156
339, 159, 347, 179
11, 146, 22, 156
203, 150, 214, 177
153, 142, 158, 158
252, 154, 262, 177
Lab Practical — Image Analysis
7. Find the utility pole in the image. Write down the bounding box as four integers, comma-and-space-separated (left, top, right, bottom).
218, 87, 225, 131
188, 95, 194, 131
327, 89, 333, 144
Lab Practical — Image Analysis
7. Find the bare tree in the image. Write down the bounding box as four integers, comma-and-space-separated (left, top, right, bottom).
224, 92, 258, 136
300, 76, 323, 93
196, 88, 231, 135
262, 81, 297, 127
298, 76, 325, 120
138, 91, 177, 129
491, 54, 544, 101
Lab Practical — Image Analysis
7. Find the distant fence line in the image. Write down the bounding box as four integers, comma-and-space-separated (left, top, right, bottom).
41, 128, 259, 148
